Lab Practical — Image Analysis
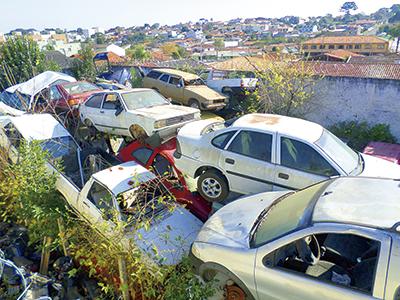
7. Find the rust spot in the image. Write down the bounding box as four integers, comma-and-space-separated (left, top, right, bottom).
246, 114, 281, 125
109, 168, 113, 172
118, 166, 124, 170
128, 180, 134, 186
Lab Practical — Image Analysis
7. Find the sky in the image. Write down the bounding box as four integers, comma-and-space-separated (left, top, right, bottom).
1, 0, 399, 33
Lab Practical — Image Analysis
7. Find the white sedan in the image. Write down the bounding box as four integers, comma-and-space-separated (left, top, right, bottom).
79, 88, 200, 141
174, 113, 400, 202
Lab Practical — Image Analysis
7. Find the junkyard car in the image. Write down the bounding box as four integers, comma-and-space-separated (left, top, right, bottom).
46, 81, 101, 113
79, 89, 200, 141
0, 71, 76, 116
142, 68, 227, 110
118, 138, 211, 221
191, 177, 400, 300
0, 114, 202, 264
174, 113, 400, 202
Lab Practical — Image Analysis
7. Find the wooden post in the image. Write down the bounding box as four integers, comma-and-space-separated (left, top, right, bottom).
117, 255, 132, 300
57, 217, 69, 256
39, 236, 52, 275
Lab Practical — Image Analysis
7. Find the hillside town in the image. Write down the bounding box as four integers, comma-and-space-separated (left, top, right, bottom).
0, 1, 400, 300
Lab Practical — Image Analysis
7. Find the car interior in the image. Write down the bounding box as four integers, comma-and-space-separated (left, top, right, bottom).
269, 233, 379, 294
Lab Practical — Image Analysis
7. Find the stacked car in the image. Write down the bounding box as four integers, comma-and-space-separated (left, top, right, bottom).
1, 70, 400, 299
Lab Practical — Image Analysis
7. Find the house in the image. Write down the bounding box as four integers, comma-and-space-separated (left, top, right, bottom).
44, 51, 76, 75
302, 36, 389, 56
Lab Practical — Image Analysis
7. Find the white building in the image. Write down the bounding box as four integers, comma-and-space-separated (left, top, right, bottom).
224, 40, 239, 48
106, 44, 126, 57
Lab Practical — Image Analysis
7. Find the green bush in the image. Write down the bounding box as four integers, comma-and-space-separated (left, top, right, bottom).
329, 121, 397, 152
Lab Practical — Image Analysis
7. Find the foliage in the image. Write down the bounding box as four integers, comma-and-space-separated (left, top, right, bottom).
243, 56, 322, 117
0, 36, 60, 90
340, 2, 358, 14
388, 24, 400, 52
127, 44, 151, 61
71, 43, 97, 81
213, 38, 224, 50
130, 68, 143, 88
172, 46, 189, 60
0, 142, 67, 246
329, 121, 397, 151
161, 42, 179, 58
94, 33, 107, 45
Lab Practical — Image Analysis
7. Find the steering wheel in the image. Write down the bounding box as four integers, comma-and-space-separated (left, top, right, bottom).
295, 235, 321, 266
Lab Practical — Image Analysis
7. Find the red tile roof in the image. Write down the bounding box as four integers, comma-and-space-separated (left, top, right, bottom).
303, 35, 388, 45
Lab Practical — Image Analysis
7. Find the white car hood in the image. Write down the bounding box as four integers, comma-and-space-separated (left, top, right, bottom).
196, 192, 288, 249
136, 207, 203, 265
133, 105, 199, 121
359, 153, 400, 179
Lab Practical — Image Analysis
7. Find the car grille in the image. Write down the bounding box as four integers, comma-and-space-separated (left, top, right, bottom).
166, 114, 195, 126
213, 99, 225, 104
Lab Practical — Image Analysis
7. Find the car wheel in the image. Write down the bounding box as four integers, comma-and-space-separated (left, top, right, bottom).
189, 99, 201, 109
84, 119, 97, 139
201, 267, 253, 300
129, 125, 148, 144
197, 170, 229, 202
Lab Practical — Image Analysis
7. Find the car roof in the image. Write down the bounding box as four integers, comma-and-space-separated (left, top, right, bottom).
232, 114, 324, 143
5, 113, 71, 141
152, 68, 200, 81
92, 161, 156, 196
313, 177, 400, 231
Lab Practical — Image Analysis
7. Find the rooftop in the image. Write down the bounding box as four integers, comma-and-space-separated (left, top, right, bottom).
153, 68, 200, 80
303, 35, 388, 45
313, 177, 400, 230
233, 114, 323, 143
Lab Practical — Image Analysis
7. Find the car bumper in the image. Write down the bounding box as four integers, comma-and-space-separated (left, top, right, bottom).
154, 120, 193, 138
189, 244, 205, 274
202, 101, 227, 110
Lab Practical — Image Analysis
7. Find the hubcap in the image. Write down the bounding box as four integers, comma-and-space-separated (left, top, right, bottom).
201, 178, 222, 198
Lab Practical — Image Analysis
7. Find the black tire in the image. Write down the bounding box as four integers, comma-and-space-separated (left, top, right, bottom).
189, 99, 201, 109
197, 170, 229, 202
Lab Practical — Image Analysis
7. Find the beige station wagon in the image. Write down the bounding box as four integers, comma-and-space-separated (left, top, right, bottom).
142, 68, 228, 111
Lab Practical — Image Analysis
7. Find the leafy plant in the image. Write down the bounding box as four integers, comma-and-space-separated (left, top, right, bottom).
71, 43, 97, 81
329, 121, 397, 151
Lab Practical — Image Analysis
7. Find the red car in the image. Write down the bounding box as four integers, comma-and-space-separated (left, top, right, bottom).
363, 141, 400, 165
118, 138, 211, 221
47, 81, 101, 113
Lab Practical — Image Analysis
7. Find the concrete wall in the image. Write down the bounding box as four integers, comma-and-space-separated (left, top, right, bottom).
304, 77, 400, 140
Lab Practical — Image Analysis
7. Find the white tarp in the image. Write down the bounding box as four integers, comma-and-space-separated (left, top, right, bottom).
5, 71, 76, 97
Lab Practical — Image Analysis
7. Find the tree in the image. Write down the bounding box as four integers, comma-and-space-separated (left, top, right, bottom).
161, 42, 179, 57
126, 44, 151, 61
94, 33, 106, 44
71, 43, 97, 81
243, 56, 322, 117
171, 46, 189, 59
0, 37, 49, 89
340, 2, 358, 15
213, 38, 224, 59
388, 24, 400, 53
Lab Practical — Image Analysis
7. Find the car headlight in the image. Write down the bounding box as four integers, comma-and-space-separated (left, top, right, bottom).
154, 119, 167, 129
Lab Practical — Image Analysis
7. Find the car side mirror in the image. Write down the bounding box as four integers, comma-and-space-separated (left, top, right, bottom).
115, 105, 123, 116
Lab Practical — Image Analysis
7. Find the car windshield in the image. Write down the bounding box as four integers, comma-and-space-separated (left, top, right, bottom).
252, 181, 331, 247
121, 90, 169, 110
315, 129, 360, 175
0, 91, 30, 111
40, 136, 78, 160
62, 82, 99, 95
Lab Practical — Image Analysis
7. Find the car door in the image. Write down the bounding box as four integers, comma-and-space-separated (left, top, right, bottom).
254, 225, 390, 300
166, 76, 184, 102
157, 74, 170, 96
81, 93, 104, 127
218, 129, 276, 195
99, 93, 128, 136
274, 135, 340, 191
78, 179, 117, 227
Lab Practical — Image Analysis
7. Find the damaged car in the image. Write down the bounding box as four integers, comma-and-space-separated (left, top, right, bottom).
0, 113, 202, 265
79, 89, 200, 142
142, 68, 228, 111
191, 177, 400, 300
174, 113, 400, 202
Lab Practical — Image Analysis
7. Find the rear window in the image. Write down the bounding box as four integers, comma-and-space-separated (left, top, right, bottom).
146, 71, 162, 79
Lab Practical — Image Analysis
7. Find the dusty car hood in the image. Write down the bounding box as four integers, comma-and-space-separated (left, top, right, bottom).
359, 153, 400, 179
135, 207, 203, 265
185, 85, 226, 100
132, 104, 199, 120
196, 191, 288, 249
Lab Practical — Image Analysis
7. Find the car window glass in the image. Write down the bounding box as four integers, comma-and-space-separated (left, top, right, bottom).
102, 94, 120, 110
280, 137, 338, 176
160, 74, 169, 83
212, 131, 236, 149
147, 71, 162, 79
266, 233, 380, 295
152, 154, 173, 177
169, 76, 180, 85
132, 147, 153, 165
4, 123, 23, 149
85, 94, 103, 108
49, 86, 62, 100
87, 181, 115, 220
228, 130, 272, 162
